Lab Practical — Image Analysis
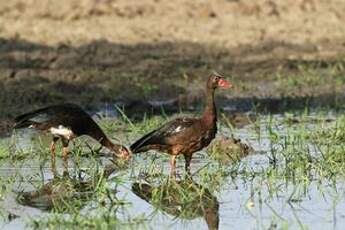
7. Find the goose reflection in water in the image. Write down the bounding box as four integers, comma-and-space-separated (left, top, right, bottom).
16, 163, 118, 212
132, 178, 219, 230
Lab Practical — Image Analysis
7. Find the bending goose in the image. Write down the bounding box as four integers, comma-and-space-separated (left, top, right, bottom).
14, 103, 130, 173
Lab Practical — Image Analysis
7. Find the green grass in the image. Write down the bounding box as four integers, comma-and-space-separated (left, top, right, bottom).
275, 60, 345, 89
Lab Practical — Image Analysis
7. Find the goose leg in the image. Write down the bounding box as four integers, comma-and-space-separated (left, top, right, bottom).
184, 154, 192, 175
169, 155, 177, 177
61, 138, 70, 175
50, 137, 59, 176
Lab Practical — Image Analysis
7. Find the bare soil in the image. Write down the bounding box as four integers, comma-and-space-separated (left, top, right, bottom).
1, 0, 345, 135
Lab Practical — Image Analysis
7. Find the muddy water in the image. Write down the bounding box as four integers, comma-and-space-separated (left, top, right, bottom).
0, 113, 344, 230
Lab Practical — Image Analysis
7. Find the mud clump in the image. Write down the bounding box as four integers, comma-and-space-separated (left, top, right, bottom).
207, 136, 253, 163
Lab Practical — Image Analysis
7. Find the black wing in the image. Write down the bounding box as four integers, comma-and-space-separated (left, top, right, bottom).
130, 117, 197, 153
13, 103, 90, 131
14, 103, 109, 143
14, 106, 54, 128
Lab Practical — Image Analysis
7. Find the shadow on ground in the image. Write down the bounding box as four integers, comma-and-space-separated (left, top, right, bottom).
0, 37, 344, 135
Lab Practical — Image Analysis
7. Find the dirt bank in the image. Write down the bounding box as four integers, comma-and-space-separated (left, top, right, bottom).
0, 0, 345, 136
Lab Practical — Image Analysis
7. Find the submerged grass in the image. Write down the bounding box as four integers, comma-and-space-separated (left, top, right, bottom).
30, 209, 148, 230
252, 113, 345, 180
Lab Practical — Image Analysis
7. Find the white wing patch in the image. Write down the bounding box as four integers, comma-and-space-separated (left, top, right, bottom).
173, 125, 183, 133
50, 125, 74, 140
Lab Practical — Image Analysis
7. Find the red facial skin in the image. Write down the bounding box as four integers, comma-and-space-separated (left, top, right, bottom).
218, 78, 232, 88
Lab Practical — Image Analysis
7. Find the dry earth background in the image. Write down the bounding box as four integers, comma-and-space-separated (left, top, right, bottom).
0, 0, 345, 134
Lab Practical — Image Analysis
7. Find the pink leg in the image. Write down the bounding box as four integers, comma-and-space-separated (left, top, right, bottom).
184, 154, 192, 175
61, 139, 70, 175
169, 155, 177, 177
50, 137, 59, 177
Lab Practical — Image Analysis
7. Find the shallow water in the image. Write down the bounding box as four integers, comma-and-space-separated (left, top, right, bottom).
0, 112, 344, 230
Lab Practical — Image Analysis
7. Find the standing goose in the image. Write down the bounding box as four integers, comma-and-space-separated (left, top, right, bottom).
14, 103, 130, 173
130, 73, 232, 175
